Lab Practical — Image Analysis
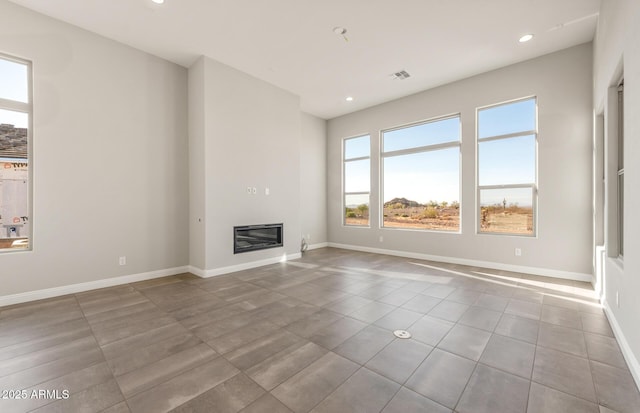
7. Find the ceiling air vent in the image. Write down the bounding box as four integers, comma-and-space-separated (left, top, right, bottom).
391, 70, 411, 80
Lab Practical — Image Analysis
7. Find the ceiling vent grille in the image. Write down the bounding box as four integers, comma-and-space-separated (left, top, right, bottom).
391, 70, 411, 80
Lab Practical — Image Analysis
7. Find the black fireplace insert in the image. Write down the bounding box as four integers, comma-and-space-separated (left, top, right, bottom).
234, 223, 283, 254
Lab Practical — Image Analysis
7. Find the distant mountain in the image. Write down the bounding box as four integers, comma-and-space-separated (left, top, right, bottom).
383, 197, 422, 208
0, 124, 28, 158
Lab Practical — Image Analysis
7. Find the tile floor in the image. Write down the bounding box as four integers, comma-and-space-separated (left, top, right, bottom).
1, 248, 639, 412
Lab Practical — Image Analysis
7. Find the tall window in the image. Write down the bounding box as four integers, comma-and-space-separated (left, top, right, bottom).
477, 97, 537, 236
0, 54, 31, 251
381, 115, 461, 231
617, 80, 624, 257
343, 135, 370, 226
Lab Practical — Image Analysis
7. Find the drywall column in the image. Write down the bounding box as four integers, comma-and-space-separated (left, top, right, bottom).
300, 113, 328, 248
188, 57, 302, 274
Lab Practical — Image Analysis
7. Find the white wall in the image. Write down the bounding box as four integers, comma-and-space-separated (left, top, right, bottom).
0, 1, 189, 299
327, 44, 593, 279
300, 113, 327, 248
594, 0, 640, 387
188, 57, 302, 274
188, 57, 206, 270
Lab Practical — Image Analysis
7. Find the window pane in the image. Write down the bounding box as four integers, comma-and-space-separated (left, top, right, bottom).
480, 187, 533, 235
618, 172, 623, 256
618, 85, 624, 169
345, 159, 370, 192
478, 98, 535, 139
0, 108, 28, 129
0, 59, 29, 103
0, 110, 28, 159
383, 148, 459, 231
0, 109, 29, 250
345, 135, 370, 159
479, 135, 535, 186
345, 194, 369, 226
383, 116, 459, 152
0, 162, 29, 249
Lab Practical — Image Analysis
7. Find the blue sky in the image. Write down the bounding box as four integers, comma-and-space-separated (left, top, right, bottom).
384, 117, 459, 152
345, 98, 536, 207
478, 98, 536, 207
0, 109, 28, 128
344, 135, 370, 159
478, 98, 536, 139
384, 147, 459, 204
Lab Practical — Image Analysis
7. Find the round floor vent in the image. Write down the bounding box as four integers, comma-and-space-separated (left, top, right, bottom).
393, 330, 412, 339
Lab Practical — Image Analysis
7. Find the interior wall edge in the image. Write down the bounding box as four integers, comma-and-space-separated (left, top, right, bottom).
603, 298, 640, 391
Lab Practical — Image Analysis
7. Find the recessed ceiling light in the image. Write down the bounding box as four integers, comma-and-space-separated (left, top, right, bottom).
519, 34, 534, 43
151, 0, 164, 4
346, 96, 354, 102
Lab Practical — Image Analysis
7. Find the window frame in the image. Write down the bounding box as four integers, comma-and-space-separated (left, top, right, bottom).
476, 96, 538, 237
617, 80, 624, 258
342, 134, 371, 227
0, 52, 33, 252
380, 113, 462, 233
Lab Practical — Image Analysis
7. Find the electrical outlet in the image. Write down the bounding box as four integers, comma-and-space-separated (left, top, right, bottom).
119, 256, 126, 266
265, 187, 270, 195
515, 248, 522, 256
252, 187, 257, 194
246, 187, 251, 194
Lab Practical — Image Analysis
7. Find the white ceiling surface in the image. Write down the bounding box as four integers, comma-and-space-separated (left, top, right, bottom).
9, 0, 601, 119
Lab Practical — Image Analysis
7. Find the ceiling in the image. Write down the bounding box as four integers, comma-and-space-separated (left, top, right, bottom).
9, 0, 601, 119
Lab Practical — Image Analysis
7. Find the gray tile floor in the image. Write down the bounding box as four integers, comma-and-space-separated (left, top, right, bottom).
1, 248, 639, 413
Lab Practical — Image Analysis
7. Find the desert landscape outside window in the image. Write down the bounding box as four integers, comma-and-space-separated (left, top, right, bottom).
0, 54, 31, 251
381, 115, 461, 232
477, 97, 537, 236
343, 135, 370, 226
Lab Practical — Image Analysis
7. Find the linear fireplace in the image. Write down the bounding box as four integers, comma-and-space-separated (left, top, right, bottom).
234, 223, 283, 254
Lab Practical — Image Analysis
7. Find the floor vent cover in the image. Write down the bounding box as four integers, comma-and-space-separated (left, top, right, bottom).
393, 330, 412, 339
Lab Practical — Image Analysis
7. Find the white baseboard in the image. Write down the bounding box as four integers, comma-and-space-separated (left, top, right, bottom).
1, 250, 306, 307
327, 243, 592, 282
602, 299, 640, 391
307, 242, 328, 251
191, 252, 303, 279
0, 266, 190, 307
187, 265, 206, 278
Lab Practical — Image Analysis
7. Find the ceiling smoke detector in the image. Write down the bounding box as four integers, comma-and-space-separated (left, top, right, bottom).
391, 70, 411, 80
333, 27, 348, 42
